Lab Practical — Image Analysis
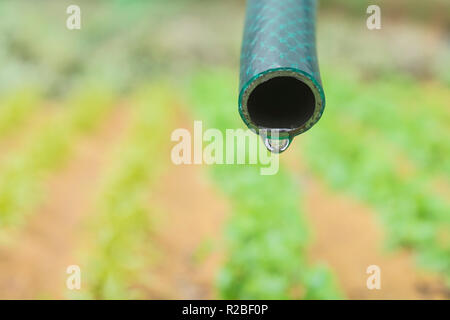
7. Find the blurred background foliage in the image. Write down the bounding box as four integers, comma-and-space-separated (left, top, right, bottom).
0, 0, 448, 299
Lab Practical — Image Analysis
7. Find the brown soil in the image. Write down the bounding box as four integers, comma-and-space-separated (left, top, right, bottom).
284, 144, 447, 300
143, 119, 228, 300
0, 106, 132, 299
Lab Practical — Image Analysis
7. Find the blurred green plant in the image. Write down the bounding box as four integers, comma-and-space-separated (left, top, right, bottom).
72, 85, 174, 299
0, 85, 115, 229
0, 88, 41, 138
187, 69, 343, 299
303, 68, 450, 285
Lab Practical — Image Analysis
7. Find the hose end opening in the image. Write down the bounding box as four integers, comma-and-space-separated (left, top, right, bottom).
247, 76, 315, 130
240, 69, 324, 138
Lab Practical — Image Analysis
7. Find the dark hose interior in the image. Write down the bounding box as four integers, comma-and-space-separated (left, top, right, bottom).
247, 76, 316, 129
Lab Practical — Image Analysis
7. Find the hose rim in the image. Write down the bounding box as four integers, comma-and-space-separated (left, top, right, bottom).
239, 67, 325, 138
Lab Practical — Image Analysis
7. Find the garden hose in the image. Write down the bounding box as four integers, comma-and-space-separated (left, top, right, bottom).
239, 0, 324, 153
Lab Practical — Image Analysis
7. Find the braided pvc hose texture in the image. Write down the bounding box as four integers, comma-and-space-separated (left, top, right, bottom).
239, 0, 325, 140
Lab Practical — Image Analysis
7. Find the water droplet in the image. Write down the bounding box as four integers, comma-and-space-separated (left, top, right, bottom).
264, 137, 291, 154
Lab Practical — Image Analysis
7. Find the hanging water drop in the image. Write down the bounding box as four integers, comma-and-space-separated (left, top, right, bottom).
264, 137, 291, 154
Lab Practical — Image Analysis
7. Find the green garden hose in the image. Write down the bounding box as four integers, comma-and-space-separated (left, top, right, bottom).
239, 0, 324, 152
